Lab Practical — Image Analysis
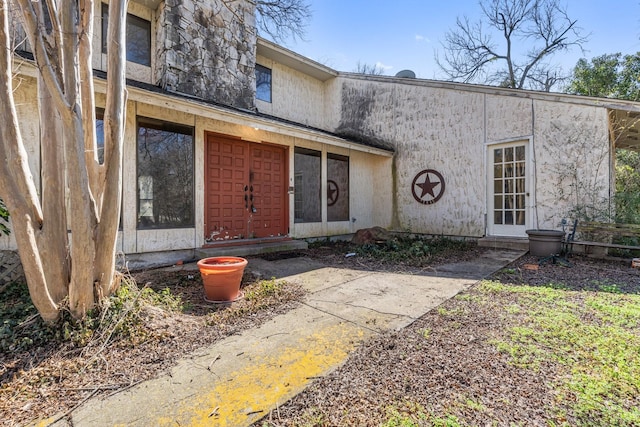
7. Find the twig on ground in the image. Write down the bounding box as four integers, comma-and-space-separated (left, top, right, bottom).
43, 388, 99, 427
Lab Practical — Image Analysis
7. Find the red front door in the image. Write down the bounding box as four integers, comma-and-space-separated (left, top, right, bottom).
205, 133, 287, 241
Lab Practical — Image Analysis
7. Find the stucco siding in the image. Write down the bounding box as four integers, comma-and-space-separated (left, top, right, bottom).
336, 78, 487, 237
256, 55, 327, 129
392, 87, 486, 237
350, 151, 393, 231
485, 95, 533, 142
532, 101, 611, 229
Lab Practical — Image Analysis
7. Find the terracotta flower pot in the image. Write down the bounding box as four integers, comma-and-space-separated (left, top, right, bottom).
197, 256, 248, 302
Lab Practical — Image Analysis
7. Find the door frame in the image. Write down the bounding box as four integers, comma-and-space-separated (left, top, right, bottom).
485, 138, 534, 237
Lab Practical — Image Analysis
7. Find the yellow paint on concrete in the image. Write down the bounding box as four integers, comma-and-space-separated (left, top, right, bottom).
156, 322, 366, 427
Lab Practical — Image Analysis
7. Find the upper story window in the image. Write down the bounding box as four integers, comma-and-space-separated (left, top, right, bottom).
255, 64, 272, 103
101, 3, 151, 67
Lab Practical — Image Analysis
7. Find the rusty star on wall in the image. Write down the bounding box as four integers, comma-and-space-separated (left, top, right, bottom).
411, 169, 446, 205
417, 174, 439, 198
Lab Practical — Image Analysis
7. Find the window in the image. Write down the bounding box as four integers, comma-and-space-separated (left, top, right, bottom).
137, 118, 194, 229
102, 4, 151, 66
327, 154, 349, 221
493, 145, 526, 226
95, 109, 105, 165
255, 64, 272, 103
294, 147, 321, 223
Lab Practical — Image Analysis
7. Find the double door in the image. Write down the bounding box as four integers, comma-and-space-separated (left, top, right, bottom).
205, 134, 287, 241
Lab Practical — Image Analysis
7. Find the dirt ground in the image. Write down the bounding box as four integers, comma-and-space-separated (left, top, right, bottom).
0, 266, 304, 427
256, 252, 640, 426
1, 245, 638, 426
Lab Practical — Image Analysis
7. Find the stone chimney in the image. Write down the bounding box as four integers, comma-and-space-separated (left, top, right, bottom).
155, 0, 257, 110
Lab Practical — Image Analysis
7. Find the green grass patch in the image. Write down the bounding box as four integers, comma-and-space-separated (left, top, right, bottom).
482, 280, 640, 426
381, 403, 461, 427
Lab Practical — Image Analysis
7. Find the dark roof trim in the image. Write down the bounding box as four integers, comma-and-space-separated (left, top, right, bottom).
12, 49, 392, 153
339, 72, 640, 112
91, 69, 394, 153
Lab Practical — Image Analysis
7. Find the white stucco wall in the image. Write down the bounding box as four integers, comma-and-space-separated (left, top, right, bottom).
334, 77, 488, 237
332, 76, 614, 238
485, 95, 533, 142
0, 78, 40, 251
393, 85, 486, 237
532, 101, 612, 228
255, 54, 328, 129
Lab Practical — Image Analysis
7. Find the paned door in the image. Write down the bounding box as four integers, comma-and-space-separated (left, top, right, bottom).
487, 141, 529, 236
205, 134, 287, 241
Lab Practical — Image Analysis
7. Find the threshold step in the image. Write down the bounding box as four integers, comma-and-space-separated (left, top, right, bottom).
478, 236, 529, 251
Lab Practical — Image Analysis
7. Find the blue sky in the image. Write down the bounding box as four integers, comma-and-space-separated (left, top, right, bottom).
278, 1, 640, 80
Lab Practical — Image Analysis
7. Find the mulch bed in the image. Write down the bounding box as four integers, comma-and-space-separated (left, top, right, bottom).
0, 268, 304, 427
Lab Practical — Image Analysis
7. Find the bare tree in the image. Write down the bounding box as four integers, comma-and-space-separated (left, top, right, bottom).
0, 0, 127, 321
254, 0, 311, 42
437, 0, 587, 90
354, 61, 386, 76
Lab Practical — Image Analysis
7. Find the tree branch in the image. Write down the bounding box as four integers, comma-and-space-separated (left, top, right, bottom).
14, 0, 71, 121
438, 0, 586, 90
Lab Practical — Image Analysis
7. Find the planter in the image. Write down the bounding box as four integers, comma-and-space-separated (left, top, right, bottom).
526, 229, 565, 257
197, 256, 248, 302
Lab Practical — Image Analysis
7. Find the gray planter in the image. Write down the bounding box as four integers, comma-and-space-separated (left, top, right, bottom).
526, 229, 565, 257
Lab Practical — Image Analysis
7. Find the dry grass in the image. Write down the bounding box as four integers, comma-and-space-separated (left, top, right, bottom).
257, 253, 640, 427
0, 267, 304, 427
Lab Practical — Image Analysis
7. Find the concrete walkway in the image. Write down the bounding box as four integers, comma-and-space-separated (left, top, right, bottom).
49, 249, 523, 427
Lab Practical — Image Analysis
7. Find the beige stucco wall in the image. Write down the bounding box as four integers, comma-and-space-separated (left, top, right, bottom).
0, 77, 39, 251
485, 95, 533, 142
532, 101, 612, 228
255, 54, 328, 129
330, 76, 613, 238
334, 77, 488, 237
2, 80, 392, 254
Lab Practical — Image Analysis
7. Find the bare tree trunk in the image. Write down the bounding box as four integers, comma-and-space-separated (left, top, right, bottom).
0, 0, 58, 322
1, 0, 129, 321
79, 0, 104, 205
57, 0, 98, 318
38, 77, 71, 304
94, 0, 127, 297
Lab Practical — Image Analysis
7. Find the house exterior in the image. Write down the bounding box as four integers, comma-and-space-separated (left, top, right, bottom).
2, 0, 640, 268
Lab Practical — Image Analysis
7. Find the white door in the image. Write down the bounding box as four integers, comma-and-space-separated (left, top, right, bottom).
487, 141, 529, 236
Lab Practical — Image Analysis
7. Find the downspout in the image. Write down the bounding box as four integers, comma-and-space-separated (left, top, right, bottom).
390, 83, 400, 230
607, 109, 617, 221
531, 98, 539, 229
483, 93, 487, 236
